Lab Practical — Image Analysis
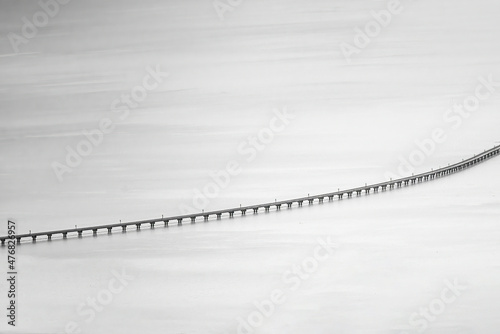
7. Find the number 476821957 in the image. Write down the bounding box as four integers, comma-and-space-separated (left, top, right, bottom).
7, 221, 16, 271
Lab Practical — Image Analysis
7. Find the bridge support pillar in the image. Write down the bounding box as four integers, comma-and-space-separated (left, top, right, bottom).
107, 228, 112, 234
151, 222, 155, 228
178, 219, 183, 225
122, 226, 126, 232
78, 231, 82, 238
47, 234, 52, 241
191, 217, 196, 223
253, 208, 259, 214
229, 212, 234, 218
217, 214, 222, 220
16, 237, 21, 244
308, 199, 314, 205
136, 224, 141, 230
164, 220, 169, 227
1, 239, 4, 246
32, 236, 36, 242
241, 210, 246, 215
63, 232, 67, 239
93, 229, 98, 237
265, 206, 270, 212
204, 215, 209, 222
287, 202, 293, 208
357, 190, 362, 196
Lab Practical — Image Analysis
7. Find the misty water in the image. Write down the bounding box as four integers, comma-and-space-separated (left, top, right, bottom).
1, 0, 500, 333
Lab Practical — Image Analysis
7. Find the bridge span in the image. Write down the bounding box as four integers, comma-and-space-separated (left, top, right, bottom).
2, 145, 499, 245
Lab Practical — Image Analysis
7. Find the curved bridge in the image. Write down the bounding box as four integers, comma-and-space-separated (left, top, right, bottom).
2, 145, 500, 245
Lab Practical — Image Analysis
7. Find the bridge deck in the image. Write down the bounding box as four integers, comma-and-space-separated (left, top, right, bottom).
2, 145, 499, 244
